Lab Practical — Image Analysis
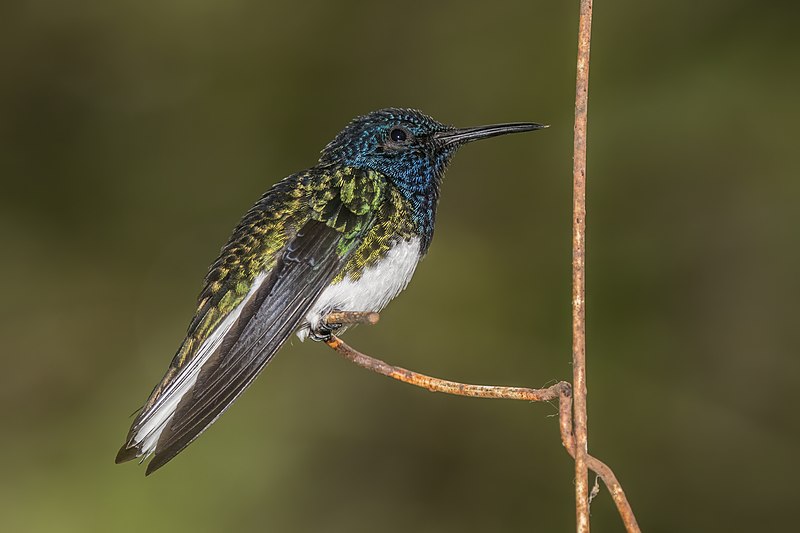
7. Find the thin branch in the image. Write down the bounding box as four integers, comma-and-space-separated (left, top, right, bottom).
585, 457, 639, 530
572, 0, 594, 530
325, 335, 564, 402
324, 331, 640, 532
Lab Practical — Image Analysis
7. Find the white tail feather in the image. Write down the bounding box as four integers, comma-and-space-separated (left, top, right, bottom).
132, 273, 267, 457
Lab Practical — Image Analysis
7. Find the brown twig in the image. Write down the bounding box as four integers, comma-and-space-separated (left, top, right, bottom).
325, 335, 565, 402
323, 331, 640, 532
586, 457, 639, 530
325, 311, 380, 327
572, 0, 594, 531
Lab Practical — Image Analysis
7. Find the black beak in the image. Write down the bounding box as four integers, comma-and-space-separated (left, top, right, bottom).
433, 122, 547, 147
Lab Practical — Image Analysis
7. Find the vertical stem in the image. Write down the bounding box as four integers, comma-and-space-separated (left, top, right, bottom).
572, 0, 593, 532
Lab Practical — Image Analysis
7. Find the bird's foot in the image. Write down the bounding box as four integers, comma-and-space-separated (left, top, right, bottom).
310, 310, 381, 341
309, 321, 337, 342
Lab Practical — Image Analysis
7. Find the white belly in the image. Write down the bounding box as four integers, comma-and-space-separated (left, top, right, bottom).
299, 237, 421, 339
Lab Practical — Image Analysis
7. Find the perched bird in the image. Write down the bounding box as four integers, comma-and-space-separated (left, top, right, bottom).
116, 108, 545, 474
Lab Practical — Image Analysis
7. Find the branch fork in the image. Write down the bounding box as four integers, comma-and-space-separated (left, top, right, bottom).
322, 311, 640, 532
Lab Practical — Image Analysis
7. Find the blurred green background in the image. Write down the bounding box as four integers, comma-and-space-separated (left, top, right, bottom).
2, 1, 798, 531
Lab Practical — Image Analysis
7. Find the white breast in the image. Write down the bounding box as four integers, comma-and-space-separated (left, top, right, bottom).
299, 237, 422, 340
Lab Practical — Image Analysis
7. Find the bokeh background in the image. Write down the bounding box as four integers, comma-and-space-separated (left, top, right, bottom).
2, 1, 798, 531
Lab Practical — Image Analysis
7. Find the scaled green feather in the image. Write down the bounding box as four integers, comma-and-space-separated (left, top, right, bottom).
139, 166, 416, 413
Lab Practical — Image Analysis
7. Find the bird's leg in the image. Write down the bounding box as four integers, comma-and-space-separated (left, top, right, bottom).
308, 310, 378, 341
309, 321, 336, 342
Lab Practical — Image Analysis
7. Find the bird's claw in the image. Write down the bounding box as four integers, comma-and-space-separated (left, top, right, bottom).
309, 321, 338, 342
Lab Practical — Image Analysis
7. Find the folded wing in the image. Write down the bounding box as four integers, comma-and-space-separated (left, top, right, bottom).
148, 221, 357, 473
116, 167, 385, 474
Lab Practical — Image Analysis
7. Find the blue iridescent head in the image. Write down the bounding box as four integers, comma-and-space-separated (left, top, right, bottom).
319, 108, 546, 249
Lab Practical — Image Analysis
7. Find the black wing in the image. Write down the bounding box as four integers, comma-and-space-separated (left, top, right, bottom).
144, 220, 358, 474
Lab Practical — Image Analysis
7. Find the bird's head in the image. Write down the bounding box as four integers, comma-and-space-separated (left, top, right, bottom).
319, 108, 546, 192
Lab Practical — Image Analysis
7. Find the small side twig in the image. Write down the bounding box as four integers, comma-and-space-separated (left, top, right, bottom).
325, 311, 380, 327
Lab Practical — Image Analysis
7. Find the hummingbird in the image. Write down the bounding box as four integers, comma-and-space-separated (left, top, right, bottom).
116, 108, 545, 474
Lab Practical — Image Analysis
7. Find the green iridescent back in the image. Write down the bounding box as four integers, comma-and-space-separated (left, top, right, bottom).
141, 166, 416, 410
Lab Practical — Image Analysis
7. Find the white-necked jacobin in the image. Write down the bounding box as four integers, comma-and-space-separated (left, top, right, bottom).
116, 108, 546, 474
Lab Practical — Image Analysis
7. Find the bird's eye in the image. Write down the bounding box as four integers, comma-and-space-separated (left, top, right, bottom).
389, 127, 410, 144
